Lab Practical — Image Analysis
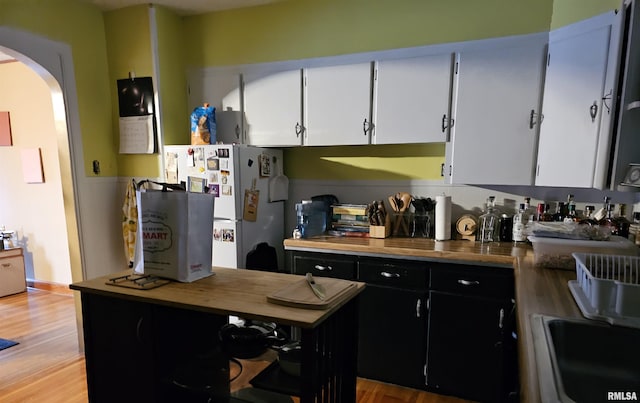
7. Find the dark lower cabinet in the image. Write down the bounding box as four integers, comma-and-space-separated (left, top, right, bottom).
81, 294, 228, 403
426, 291, 514, 402
286, 250, 518, 401
357, 284, 427, 388
426, 264, 517, 403
356, 258, 428, 390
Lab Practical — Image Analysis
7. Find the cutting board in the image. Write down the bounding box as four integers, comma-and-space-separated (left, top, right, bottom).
267, 277, 357, 309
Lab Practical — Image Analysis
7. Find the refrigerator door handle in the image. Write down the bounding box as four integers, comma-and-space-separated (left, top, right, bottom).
214, 218, 241, 223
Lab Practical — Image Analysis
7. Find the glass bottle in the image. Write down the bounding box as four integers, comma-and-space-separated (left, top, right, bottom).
580, 205, 598, 226
598, 202, 617, 235
593, 196, 610, 222
478, 196, 500, 243
552, 202, 566, 222
512, 203, 527, 242
614, 204, 631, 238
563, 203, 579, 222
537, 203, 553, 222
523, 197, 535, 223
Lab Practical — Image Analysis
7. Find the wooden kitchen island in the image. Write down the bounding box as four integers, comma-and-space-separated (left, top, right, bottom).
70, 267, 365, 403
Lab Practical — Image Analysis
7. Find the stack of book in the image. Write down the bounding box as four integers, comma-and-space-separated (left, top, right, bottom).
330, 204, 370, 236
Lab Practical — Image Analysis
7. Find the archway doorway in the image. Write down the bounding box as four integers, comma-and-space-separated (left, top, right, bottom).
0, 28, 86, 289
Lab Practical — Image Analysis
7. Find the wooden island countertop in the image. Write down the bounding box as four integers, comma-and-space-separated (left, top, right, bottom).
70, 267, 365, 329
284, 236, 585, 403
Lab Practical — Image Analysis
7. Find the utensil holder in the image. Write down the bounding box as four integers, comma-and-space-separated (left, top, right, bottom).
369, 215, 391, 238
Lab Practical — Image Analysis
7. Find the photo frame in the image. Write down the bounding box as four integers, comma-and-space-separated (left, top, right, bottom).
260, 154, 271, 177
187, 176, 207, 193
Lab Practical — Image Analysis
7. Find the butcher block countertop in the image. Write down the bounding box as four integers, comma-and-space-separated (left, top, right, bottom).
284, 236, 583, 403
70, 267, 365, 329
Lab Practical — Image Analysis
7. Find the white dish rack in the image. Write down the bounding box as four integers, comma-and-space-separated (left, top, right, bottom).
568, 252, 640, 328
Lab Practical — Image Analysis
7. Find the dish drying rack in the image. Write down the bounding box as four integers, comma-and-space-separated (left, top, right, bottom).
568, 252, 640, 328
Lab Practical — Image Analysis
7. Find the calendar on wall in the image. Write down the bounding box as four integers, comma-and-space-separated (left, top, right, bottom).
117, 76, 157, 154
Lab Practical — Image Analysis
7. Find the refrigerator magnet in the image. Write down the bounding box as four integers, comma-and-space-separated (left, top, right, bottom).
243, 189, 259, 221
260, 154, 271, 177
207, 157, 219, 171
243, 178, 259, 221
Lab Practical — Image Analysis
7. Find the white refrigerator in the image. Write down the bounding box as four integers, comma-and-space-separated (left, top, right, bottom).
163, 144, 285, 271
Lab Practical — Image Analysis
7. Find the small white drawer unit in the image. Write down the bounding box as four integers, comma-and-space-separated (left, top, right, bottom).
0, 248, 26, 297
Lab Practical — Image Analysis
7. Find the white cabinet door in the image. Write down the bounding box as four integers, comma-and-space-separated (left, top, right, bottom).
373, 54, 454, 144
244, 69, 303, 147
535, 15, 618, 188
304, 63, 372, 146
448, 39, 546, 185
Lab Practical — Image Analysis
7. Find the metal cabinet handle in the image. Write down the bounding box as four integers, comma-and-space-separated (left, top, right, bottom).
457, 279, 479, 286
498, 308, 505, 329
234, 124, 240, 139
136, 317, 144, 343
590, 102, 598, 122
295, 122, 304, 137
416, 299, 422, 318
441, 114, 454, 132
380, 271, 400, 278
1, 263, 11, 268
363, 118, 374, 136
529, 109, 537, 129
314, 264, 332, 271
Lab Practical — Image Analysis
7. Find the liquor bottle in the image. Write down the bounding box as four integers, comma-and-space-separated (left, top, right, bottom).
523, 197, 535, 223
537, 203, 554, 222
580, 205, 598, 225
599, 202, 617, 235
614, 204, 631, 238
563, 203, 579, 222
593, 196, 610, 222
535, 203, 545, 222
629, 212, 640, 245
552, 202, 566, 222
512, 203, 527, 242
478, 196, 500, 243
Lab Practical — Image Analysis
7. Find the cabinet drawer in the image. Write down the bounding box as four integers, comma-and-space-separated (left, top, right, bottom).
291, 252, 356, 280
430, 265, 514, 299
358, 258, 428, 290
0, 255, 26, 297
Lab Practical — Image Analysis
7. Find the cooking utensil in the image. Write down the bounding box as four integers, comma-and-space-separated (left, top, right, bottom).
268, 156, 288, 202
306, 272, 326, 300
218, 320, 288, 359
275, 341, 302, 377
392, 192, 412, 235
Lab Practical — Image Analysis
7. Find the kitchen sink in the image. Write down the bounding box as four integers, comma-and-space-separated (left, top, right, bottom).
531, 314, 640, 403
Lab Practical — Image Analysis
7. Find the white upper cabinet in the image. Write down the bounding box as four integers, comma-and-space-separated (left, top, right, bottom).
244, 69, 303, 147
447, 35, 547, 185
304, 63, 373, 146
535, 11, 623, 188
372, 54, 455, 144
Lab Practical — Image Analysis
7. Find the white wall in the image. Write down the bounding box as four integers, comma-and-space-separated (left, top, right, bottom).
0, 61, 72, 284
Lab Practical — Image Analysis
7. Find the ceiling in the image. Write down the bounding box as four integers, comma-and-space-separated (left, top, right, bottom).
0, 0, 282, 61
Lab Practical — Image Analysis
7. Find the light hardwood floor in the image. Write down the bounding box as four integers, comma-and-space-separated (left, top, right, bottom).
0, 288, 472, 403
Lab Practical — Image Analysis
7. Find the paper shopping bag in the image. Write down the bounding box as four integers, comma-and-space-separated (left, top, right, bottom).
133, 186, 215, 282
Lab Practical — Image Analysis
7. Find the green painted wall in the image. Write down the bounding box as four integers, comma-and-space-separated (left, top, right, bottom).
154, 5, 189, 147
105, 5, 160, 178
183, 0, 554, 68
551, 0, 621, 29
0, 0, 113, 177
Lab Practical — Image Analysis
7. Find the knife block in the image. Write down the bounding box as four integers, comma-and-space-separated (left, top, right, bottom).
369, 214, 391, 238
